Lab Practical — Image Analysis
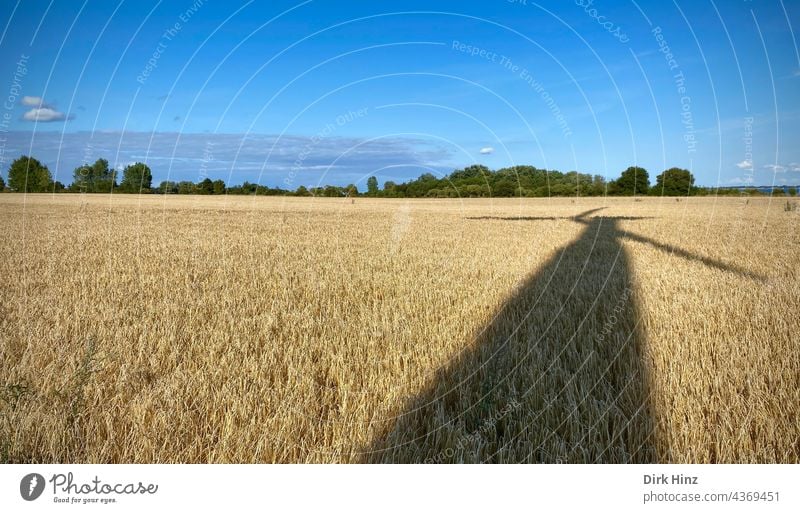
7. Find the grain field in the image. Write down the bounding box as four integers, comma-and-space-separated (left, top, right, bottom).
0, 194, 797, 463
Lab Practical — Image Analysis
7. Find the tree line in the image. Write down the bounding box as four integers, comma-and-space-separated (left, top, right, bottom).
1, 155, 797, 197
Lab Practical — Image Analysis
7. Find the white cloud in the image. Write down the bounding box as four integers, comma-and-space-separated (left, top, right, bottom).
735, 160, 752, 169
21, 107, 71, 122
479, 147, 494, 155
790, 163, 800, 172
763, 164, 786, 173
20, 96, 49, 108
20, 96, 71, 122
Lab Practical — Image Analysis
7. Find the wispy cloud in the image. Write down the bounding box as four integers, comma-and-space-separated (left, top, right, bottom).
479, 147, 494, 155
0, 131, 454, 186
633, 49, 659, 59
730, 161, 800, 186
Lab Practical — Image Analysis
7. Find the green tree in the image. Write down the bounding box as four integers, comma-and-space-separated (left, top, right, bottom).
383, 181, 398, 197
655, 167, 694, 196
158, 181, 178, 194
788, 187, 797, 197
7, 155, 53, 192
591, 175, 607, 196
197, 178, 214, 195
613, 166, 650, 195
461, 184, 486, 197
177, 181, 196, 194
119, 162, 153, 193
323, 185, 342, 197
449, 164, 489, 181
492, 179, 516, 197
550, 183, 576, 196
91, 158, 116, 192
212, 179, 226, 195
71, 158, 115, 192
366, 176, 379, 196
70, 164, 91, 191
295, 185, 310, 196
0, 174, 5, 191
240, 181, 257, 195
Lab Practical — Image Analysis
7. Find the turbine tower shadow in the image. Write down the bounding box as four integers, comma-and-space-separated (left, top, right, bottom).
359, 207, 763, 463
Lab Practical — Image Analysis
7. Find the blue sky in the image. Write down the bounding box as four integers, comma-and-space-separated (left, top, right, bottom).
0, 0, 798, 188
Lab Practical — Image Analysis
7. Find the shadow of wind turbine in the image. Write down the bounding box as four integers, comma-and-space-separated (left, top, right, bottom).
359, 209, 657, 463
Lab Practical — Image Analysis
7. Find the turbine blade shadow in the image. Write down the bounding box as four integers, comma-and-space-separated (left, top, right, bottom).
468, 208, 764, 282
616, 228, 765, 282
466, 207, 609, 222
